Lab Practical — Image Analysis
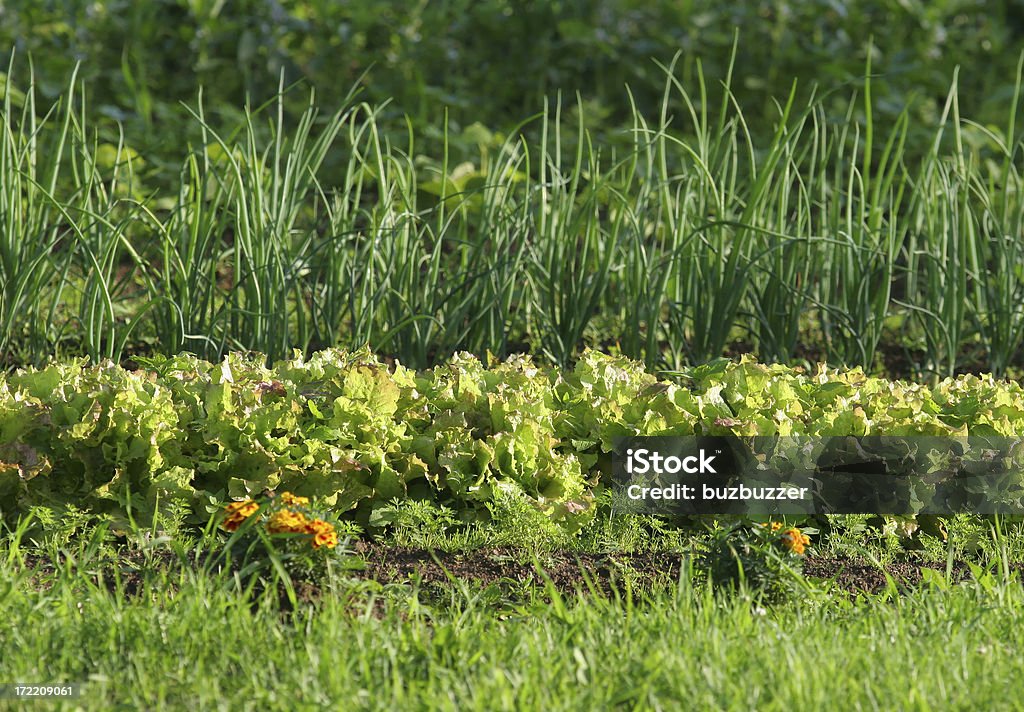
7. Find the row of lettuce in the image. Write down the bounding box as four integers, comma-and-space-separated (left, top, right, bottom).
1, 349, 1023, 533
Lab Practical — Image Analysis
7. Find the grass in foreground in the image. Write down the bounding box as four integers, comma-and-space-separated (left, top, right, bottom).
1, 524, 1023, 711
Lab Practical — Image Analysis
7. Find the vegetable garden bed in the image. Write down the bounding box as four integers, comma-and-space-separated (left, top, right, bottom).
4, 348, 1024, 537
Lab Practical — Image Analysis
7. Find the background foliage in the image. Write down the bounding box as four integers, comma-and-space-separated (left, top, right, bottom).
3, 0, 1022, 171
4, 1, 1024, 376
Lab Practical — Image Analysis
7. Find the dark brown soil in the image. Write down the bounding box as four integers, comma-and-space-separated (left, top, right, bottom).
350, 542, 688, 596
802, 557, 1024, 593
13, 546, 1024, 604
351, 544, 1024, 596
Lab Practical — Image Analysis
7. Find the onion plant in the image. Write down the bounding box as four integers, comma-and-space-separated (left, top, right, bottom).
4, 51, 1024, 376
0, 60, 78, 365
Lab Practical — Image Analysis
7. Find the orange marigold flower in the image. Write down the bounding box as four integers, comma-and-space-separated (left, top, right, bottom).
306, 518, 338, 549
278, 491, 310, 507
780, 527, 810, 555
311, 530, 338, 549
266, 509, 308, 534
221, 500, 259, 531
225, 500, 259, 516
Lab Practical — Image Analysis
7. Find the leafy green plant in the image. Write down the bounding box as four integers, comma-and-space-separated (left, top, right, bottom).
215, 490, 346, 599
705, 519, 815, 599
5, 348, 1024, 537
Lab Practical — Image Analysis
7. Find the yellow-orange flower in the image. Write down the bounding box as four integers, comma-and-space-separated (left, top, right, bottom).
222, 500, 259, 531
313, 531, 337, 549
780, 527, 811, 555
305, 518, 338, 549
278, 491, 310, 507
266, 508, 308, 534
762, 521, 783, 532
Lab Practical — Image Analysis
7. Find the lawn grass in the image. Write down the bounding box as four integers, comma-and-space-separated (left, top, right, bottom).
2, 516, 1023, 711
1, 543, 1022, 711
